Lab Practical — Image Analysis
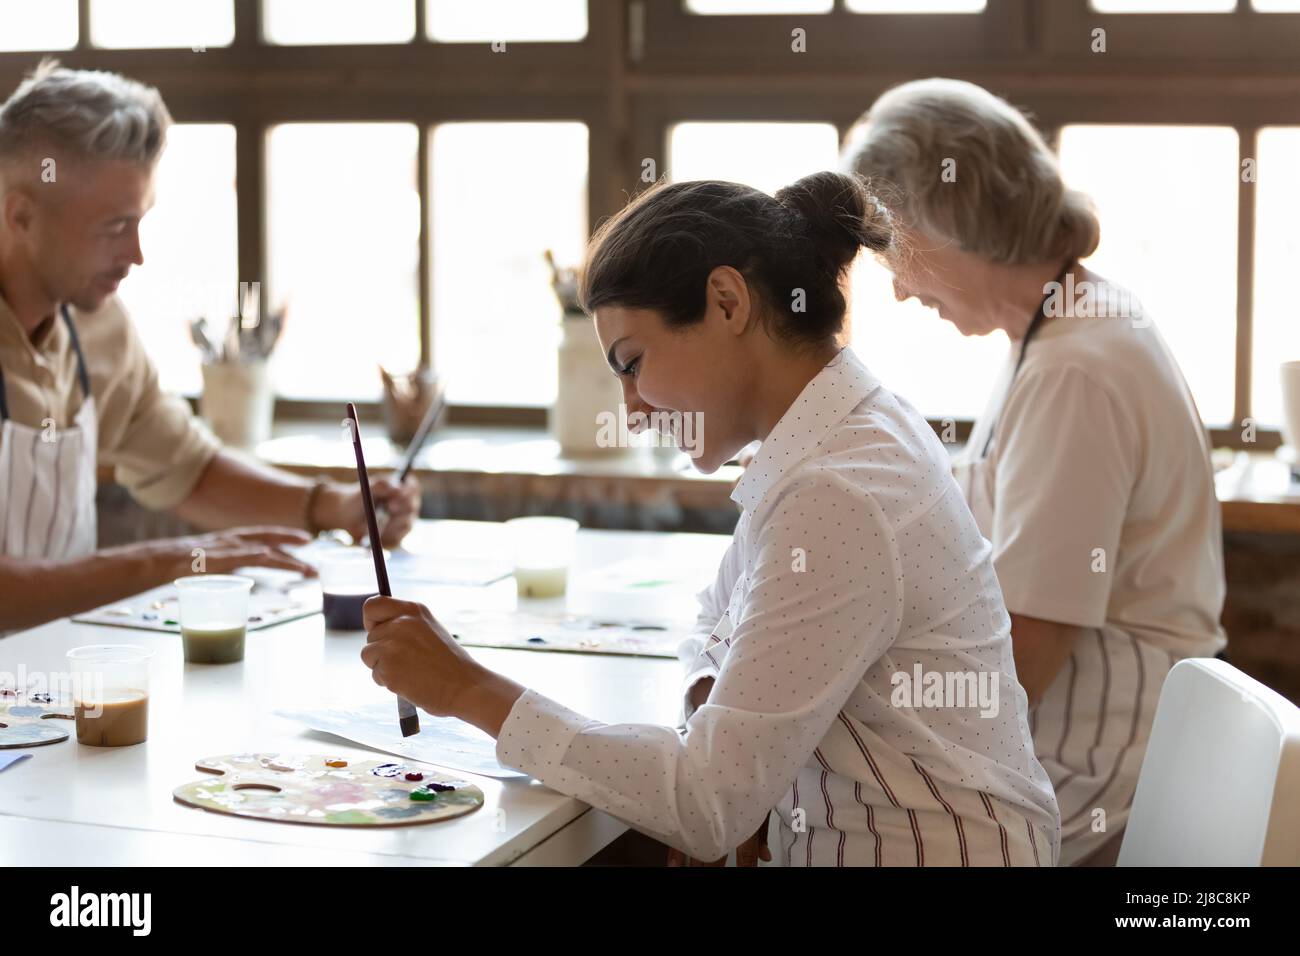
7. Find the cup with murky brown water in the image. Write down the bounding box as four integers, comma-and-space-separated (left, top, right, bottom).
66, 645, 153, 747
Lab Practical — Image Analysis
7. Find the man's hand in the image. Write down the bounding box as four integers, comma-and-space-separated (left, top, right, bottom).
179, 453, 419, 546
166, 527, 316, 579
0, 527, 317, 633
317, 475, 421, 547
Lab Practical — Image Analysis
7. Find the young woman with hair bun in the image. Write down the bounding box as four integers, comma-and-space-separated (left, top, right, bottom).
360, 171, 1060, 867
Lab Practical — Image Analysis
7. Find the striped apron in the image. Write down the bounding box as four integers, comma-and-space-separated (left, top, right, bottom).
954, 446, 1157, 866
773, 713, 1057, 867
0, 305, 98, 561
704, 567, 1056, 867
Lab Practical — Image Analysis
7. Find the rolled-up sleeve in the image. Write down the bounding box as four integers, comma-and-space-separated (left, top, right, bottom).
674, 530, 745, 722
675, 531, 742, 669
495, 470, 904, 861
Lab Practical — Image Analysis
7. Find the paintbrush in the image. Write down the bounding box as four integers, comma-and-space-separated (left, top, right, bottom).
368, 379, 444, 541
189, 317, 218, 363
346, 402, 420, 738
394, 379, 446, 486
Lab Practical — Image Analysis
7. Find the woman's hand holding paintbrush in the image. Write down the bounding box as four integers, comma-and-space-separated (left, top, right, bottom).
345, 403, 525, 740
361, 596, 526, 737
346, 403, 421, 737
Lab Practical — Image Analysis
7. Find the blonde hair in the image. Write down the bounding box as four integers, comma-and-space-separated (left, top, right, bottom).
0, 58, 171, 181
841, 78, 1099, 266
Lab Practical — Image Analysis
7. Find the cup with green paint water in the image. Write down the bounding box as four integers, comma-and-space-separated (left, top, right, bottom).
174, 575, 254, 663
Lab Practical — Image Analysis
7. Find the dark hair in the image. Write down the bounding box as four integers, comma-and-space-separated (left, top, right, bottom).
580, 171, 893, 347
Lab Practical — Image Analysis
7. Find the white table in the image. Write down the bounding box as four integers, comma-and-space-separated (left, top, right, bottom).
0, 521, 731, 866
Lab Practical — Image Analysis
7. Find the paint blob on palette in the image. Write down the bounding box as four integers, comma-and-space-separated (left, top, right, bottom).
0, 691, 75, 749
173, 753, 484, 827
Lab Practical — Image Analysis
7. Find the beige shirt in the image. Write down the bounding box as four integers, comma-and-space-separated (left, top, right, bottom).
0, 293, 220, 511
956, 275, 1226, 864
961, 284, 1226, 655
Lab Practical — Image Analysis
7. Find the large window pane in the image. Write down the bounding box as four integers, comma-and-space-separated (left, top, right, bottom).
1090, 0, 1235, 10
846, 0, 985, 12
117, 125, 237, 397
264, 0, 415, 45
0, 0, 77, 50
1058, 124, 1238, 425
849, 263, 1008, 421
1253, 128, 1300, 430
687, 1, 832, 12
426, 0, 587, 42
669, 121, 839, 195
267, 124, 420, 400
91, 0, 233, 49
430, 122, 588, 406
1253, 0, 1300, 10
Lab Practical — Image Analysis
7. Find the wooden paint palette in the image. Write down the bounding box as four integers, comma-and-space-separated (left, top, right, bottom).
173, 753, 484, 827
0, 695, 75, 749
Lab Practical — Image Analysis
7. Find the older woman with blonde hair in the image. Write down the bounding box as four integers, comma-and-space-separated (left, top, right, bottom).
843, 78, 1227, 865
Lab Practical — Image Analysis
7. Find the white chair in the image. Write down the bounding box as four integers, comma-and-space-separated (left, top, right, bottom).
1118, 658, 1300, 866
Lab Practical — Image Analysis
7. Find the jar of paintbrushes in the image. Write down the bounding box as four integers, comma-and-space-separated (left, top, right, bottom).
192, 286, 285, 452
546, 250, 623, 457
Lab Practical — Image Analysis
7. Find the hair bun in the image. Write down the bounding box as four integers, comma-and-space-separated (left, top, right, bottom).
776, 170, 893, 274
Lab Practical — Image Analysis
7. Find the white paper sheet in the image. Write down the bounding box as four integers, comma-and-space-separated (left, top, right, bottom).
0, 753, 32, 772
276, 704, 526, 779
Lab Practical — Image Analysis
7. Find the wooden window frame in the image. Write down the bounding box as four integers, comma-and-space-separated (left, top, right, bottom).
0, 0, 1290, 446
1041, 0, 1300, 61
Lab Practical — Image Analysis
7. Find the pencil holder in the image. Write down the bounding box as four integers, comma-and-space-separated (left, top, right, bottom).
200, 359, 275, 452
553, 313, 624, 457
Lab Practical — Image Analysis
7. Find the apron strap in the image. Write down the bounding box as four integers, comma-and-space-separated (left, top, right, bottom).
0, 306, 90, 423
979, 260, 1074, 460
60, 305, 92, 402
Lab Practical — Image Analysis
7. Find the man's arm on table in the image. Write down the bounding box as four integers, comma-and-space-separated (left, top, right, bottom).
0, 527, 313, 633
0, 445, 420, 633
174, 449, 419, 547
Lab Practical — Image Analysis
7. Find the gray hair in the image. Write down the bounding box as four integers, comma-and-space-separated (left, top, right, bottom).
841, 78, 1099, 266
0, 59, 171, 173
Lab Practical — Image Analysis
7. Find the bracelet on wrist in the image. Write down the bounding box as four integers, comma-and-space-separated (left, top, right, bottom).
302, 478, 331, 535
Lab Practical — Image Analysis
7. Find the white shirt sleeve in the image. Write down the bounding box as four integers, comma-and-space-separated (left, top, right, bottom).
494, 471, 904, 861
992, 364, 1138, 628
675, 528, 743, 669
674, 530, 745, 723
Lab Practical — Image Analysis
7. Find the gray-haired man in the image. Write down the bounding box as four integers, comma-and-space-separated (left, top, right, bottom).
0, 61, 421, 631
